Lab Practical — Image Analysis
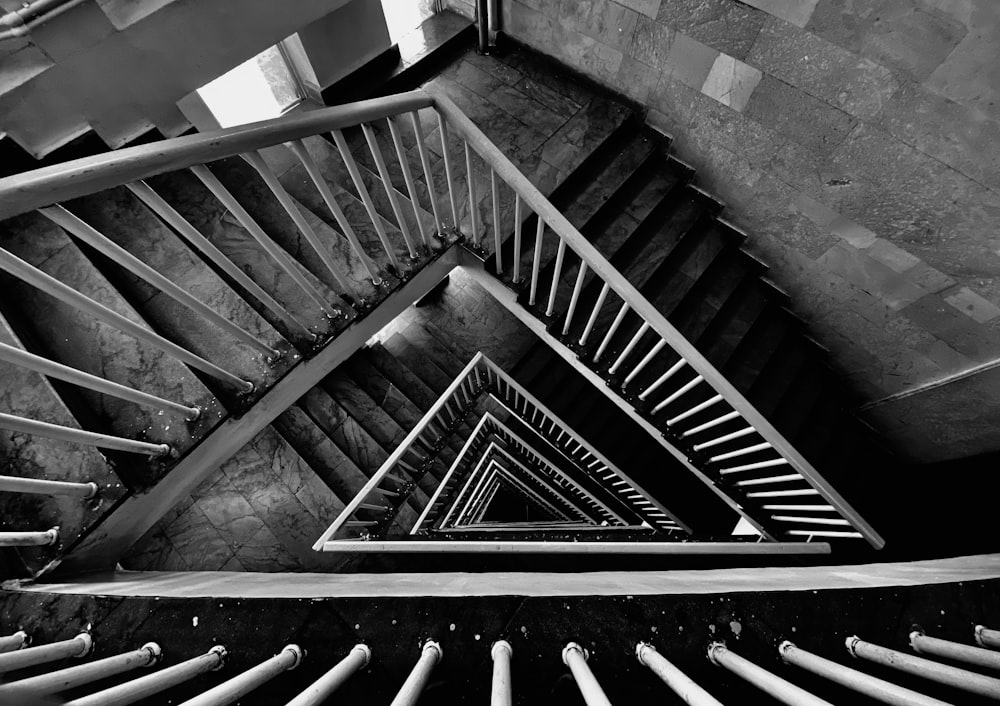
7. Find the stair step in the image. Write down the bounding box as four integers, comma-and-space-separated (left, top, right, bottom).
397, 322, 467, 379
0, 312, 126, 574
382, 332, 454, 394
0, 211, 223, 472
145, 168, 337, 344
695, 278, 772, 370
363, 343, 441, 411
63, 185, 295, 402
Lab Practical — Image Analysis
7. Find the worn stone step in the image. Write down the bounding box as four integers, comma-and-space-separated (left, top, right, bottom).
0, 211, 224, 471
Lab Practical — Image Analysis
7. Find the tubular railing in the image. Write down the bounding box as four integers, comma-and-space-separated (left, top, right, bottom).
427, 87, 883, 549
0, 90, 454, 460
313, 353, 684, 549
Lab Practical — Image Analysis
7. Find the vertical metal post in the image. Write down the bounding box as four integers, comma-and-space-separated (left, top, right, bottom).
978, 625, 1000, 650
436, 113, 460, 229
0, 643, 161, 698
709, 642, 833, 706
562, 643, 612, 706
0, 528, 59, 547
636, 643, 722, 706
285, 644, 370, 706
779, 641, 949, 706
491, 640, 513, 706
465, 142, 480, 245
64, 646, 227, 706
390, 640, 442, 706
176, 645, 303, 706
0, 474, 98, 499
491, 170, 502, 273
847, 636, 1000, 699
0, 632, 91, 673
410, 111, 444, 236
0, 412, 170, 456
0, 631, 28, 654
910, 630, 1000, 671
476, 0, 489, 53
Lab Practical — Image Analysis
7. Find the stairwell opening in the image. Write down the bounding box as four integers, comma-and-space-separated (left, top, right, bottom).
194, 45, 305, 128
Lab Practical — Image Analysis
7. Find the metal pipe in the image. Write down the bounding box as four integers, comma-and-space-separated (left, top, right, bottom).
726, 460, 792, 476
0, 642, 161, 698
177, 644, 303, 706
0, 632, 92, 674
579, 282, 610, 345
362, 123, 418, 257
779, 641, 950, 706
465, 141, 480, 246
476, 0, 489, 52
609, 323, 650, 375
546, 238, 566, 317
710, 442, 772, 463
410, 111, 443, 236
0, 631, 28, 654
0, 246, 254, 391
192, 164, 340, 319
0, 528, 59, 547
64, 646, 226, 706
910, 630, 1000, 671
436, 112, 460, 229
978, 626, 1000, 650
668, 394, 723, 426
594, 302, 629, 362
528, 216, 545, 306
636, 642, 722, 706
242, 150, 361, 299
847, 636, 1000, 699
639, 359, 685, 401
285, 644, 370, 706
127, 180, 315, 336
681, 409, 739, 436
625, 340, 667, 385
0, 339, 201, 420
491, 170, 502, 272
0, 411, 170, 456
693, 426, 756, 451
390, 640, 442, 706
491, 640, 513, 706
771, 516, 850, 526
388, 116, 430, 248
0, 474, 98, 499
563, 263, 589, 335
512, 195, 523, 282
562, 643, 612, 706
708, 642, 832, 706
652, 375, 705, 414
0, 0, 89, 40
41, 205, 280, 357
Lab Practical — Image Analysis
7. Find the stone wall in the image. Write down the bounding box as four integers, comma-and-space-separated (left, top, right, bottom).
501, 0, 1000, 462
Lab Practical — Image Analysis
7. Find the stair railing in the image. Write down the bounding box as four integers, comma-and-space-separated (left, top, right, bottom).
315, 352, 694, 551
427, 88, 884, 550
0, 90, 457, 459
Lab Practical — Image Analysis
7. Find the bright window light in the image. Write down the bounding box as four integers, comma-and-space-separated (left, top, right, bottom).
197, 46, 301, 128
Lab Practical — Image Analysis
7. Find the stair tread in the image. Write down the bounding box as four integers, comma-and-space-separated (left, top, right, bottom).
363, 343, 441, 410
64, 185, 295, 396
145, 168, 338, 341
382, 332, 454, 394
0, 211, 224, 456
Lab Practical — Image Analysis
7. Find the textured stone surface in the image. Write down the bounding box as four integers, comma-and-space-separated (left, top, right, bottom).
655, 0, 767, 59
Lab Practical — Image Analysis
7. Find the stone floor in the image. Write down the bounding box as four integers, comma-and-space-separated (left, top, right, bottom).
502, 0, 1000, 461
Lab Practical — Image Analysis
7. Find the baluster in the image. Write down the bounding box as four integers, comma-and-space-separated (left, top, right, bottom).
192, 164, 340, 319
0, 643, 161, 699
636, 643, 722, 706
40, 205, 280, 357
0, 249, 254, 392
734, 473, 801, 485
528, 217, 545, 306
64, 646, 227, 706
391, 640, 442, 706
0, 631, 28, 654
624, 340, 667, 386
177, 645, 303, 706
747, 489, 819, 498
0, 412, 170, 456
787, 530, 862, 538
579, 282, 610, 345
0, 632, 91, 673
722, 459, 791, 475
667, 393, 723, 427
361, 123, 418, 258
977, 625, 1000, 650
710, 442, 772, 463
285, 644, 370, 706
910, 630, 1000, 671
693, 426, 756, 451
491, 170, 503, 272
409, 111, 443, 235
0, 340, 200, 420
436, 113, 460, 228
639, 360, 686, 401
0, 528, 59, 547
286, 141, 382, 285
562, 643, 612, 706
608, 323, 650, 375
846, 636, 1000, 699
0, 474, 98, 499
127, 181, 314, 338
563, 262, 589, 335
243, 150, 362, 302
512, 195, 523, 283
771, 516, 850, 526
651, 375, 704, 414
778, 641, 948, 706
681, 410, 739, 436
546, 239, 567, 317
329, 130, 403, 272
465, 142, 481, 245
593, 302, 629, 363
709, 643, 833, 706
387, 117, 429, 249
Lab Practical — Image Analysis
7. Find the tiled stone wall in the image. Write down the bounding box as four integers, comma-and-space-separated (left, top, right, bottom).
502, 0, 1000, 461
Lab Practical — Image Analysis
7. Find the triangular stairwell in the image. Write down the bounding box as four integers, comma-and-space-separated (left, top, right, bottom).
0, 44, 906, 583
